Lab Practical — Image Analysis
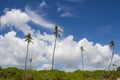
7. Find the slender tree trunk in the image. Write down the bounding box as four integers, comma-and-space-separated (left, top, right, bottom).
82, 51, 84, 70
51, 37, 57, 71
25, 43, 29, 70
108, 47, 114, 70
30, 60, 32, 70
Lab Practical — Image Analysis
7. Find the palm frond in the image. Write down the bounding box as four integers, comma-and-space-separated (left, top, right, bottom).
109, 41, 115, 47
80, 46, 84, 52
25, 33, 33, 44
53, 26, 61, 38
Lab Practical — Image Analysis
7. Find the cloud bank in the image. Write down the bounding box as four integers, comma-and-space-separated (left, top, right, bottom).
0, 31, 120, 71
0, 8, 120, 72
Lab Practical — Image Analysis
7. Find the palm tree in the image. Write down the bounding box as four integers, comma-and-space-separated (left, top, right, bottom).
108, 41, 115, 70
29, 58, 32, 70
25, 33, 33, 70
80, 46, 84, 70
51, 26, 61, 70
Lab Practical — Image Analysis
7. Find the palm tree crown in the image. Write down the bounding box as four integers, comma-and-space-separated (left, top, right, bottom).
53, 26, 61, 37
80, 46, 84, 52
109, 41, 115, 48
25, 33, 33, 44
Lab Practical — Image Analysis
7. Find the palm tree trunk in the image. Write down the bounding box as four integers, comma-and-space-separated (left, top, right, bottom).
108, 47, 114, 70
82, 52, 84, 70
30, 61, 32, 70
51, 37, 57, 71
25, 43, 29, 70
30, 59, 32, 70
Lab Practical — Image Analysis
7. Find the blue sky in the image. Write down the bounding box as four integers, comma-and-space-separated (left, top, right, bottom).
1, 0, 120, 42
0, 0, 120, 71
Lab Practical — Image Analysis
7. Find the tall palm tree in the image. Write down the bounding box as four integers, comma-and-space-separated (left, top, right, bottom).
108, 41, 115, 70
51, 26, 61, 70
25, 33, 33, 70
80, 46, 84, 70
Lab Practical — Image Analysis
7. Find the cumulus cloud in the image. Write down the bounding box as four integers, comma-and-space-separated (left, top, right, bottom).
0, 31, 25, 68
0, 9, 34, 34
0, 31, 52, 69
0, 30, 120, 71
0, 8, 62, 33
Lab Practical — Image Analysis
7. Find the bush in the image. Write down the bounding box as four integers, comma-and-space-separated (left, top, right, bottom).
0, 67, 120, 80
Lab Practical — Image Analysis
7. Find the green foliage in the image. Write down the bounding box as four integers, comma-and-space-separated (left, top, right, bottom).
0, 67, 120, 80
117, 66, 120, 73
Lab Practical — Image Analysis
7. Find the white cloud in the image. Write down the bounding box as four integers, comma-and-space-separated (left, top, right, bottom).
0, 31, 25, 68
0, 8, 62, 34
57, 7, 61, 12
0, 8, 120, 72
25, 7, 56, 30
38, 0, 49, 16
0, 31, 52, 69
3, 8, 10, 13
0, 9, 34, 34
39, 0, 47, 8
57, 3, 75, 17
37, 64, 51, 70
60, 12, 74, 17
0, 30, 120, 72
